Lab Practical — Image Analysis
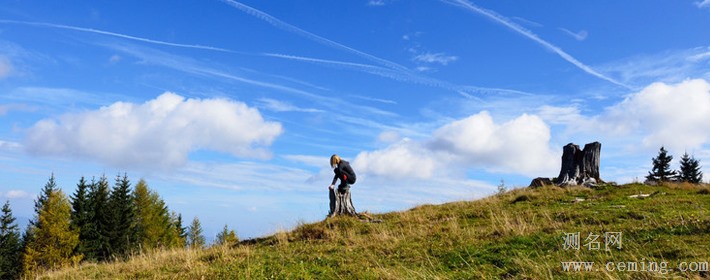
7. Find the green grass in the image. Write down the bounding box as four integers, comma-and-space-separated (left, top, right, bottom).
40, 183, 710, 279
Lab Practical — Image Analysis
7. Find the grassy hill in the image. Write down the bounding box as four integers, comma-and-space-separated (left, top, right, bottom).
40, 183, 710, 279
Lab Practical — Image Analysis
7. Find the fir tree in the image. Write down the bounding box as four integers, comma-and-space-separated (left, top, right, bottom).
646, 146, 677, 183
0, 201, 22, 280
678, 152, 703, 184
168, 212, 187, 248
175, 213, 187, 243
31, 173, 58, 228
70, 176, 93, 259
214, 224, 238, 246
186, 216, 205, 249
22, 190, 80, 276
23, 174, 60, 263
108, 173, 135, 257
87, 175, 112, 261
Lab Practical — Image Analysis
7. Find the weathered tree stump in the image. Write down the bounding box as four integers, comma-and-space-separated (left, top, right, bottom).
554, 142, 602, 186
529, 141, 603, 188
328, 187, 357, 217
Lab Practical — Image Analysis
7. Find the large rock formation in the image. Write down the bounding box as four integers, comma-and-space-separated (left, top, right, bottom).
529, 141, 602, 187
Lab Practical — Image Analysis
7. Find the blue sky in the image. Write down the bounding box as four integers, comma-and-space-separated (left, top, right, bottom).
2, 0, 710, 239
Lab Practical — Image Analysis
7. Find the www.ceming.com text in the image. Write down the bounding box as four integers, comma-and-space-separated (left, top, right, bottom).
560, 260, 709, 274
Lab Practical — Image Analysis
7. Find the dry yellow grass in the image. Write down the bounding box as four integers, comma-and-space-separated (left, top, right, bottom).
37, 183, 710, 279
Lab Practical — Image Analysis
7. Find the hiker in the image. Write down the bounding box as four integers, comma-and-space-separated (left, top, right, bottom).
328, 154, 357, 217
329, 154, 356, 191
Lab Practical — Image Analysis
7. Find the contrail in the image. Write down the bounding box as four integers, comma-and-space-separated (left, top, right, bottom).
442, 0, 631, 89
263, 53, 388, 71
0, 19, 234, 53
264, 53, 534, 97
219, 0, 411, 72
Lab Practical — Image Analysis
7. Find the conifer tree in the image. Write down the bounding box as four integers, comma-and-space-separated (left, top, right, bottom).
22, 190, 80, 275
108, 173, 135, 258
186, 216, 205, 249
678, 152, 703, 184
22, 174, 59, 265
30, 174, 58, 228
646, 146, 677, 183
214, 224, 238, 246
133, 179, 172, 250
167, 212, 187, 248
70, 176, 93, 259
0, 201, 22, 279
175, 213, 187, 243
87, 175, 112, 261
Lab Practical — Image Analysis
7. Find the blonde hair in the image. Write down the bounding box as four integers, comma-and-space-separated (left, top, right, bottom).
330, 154, 341, 167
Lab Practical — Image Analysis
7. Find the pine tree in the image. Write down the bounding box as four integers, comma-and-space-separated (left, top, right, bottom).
678, 152, 703, 184
108, 173, 135, 258
87, 175, 112, 261
22, 190, 80, 275
1, 201, 22, 279
186, 216, 205, 249
214, 224, 238, 246
646, 146, 677, 183
70, 176, 93, 259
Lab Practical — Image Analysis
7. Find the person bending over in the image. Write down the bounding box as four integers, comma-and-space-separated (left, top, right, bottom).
328, 154, 357, 217
329, 154, 356, 192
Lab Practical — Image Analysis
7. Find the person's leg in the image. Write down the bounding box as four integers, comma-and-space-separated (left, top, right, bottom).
328, 188, 336, 217
337, 182, 349, 194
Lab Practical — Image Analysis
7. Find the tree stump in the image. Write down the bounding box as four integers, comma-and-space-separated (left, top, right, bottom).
529, 177, 554, 188
328, 186, 357, 217
554, 142, 602, 186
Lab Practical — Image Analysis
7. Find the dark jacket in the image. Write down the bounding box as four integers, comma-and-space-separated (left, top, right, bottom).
332, 160, 356, 186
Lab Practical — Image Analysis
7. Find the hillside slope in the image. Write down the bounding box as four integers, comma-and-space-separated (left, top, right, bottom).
41, 183, 710, 279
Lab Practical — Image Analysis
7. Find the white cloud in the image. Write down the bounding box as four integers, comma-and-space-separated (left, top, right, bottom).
593, 79, 710, 152
5, 190, 31, 199
353, 111, 558, 180
696, 0, 710, 9
354, 139, 438, 180
367, 0, 386, 6
25, 92, 283, 169
0, 56, 13, 79
412, 52, 459, 66
429, 111, 558, 176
